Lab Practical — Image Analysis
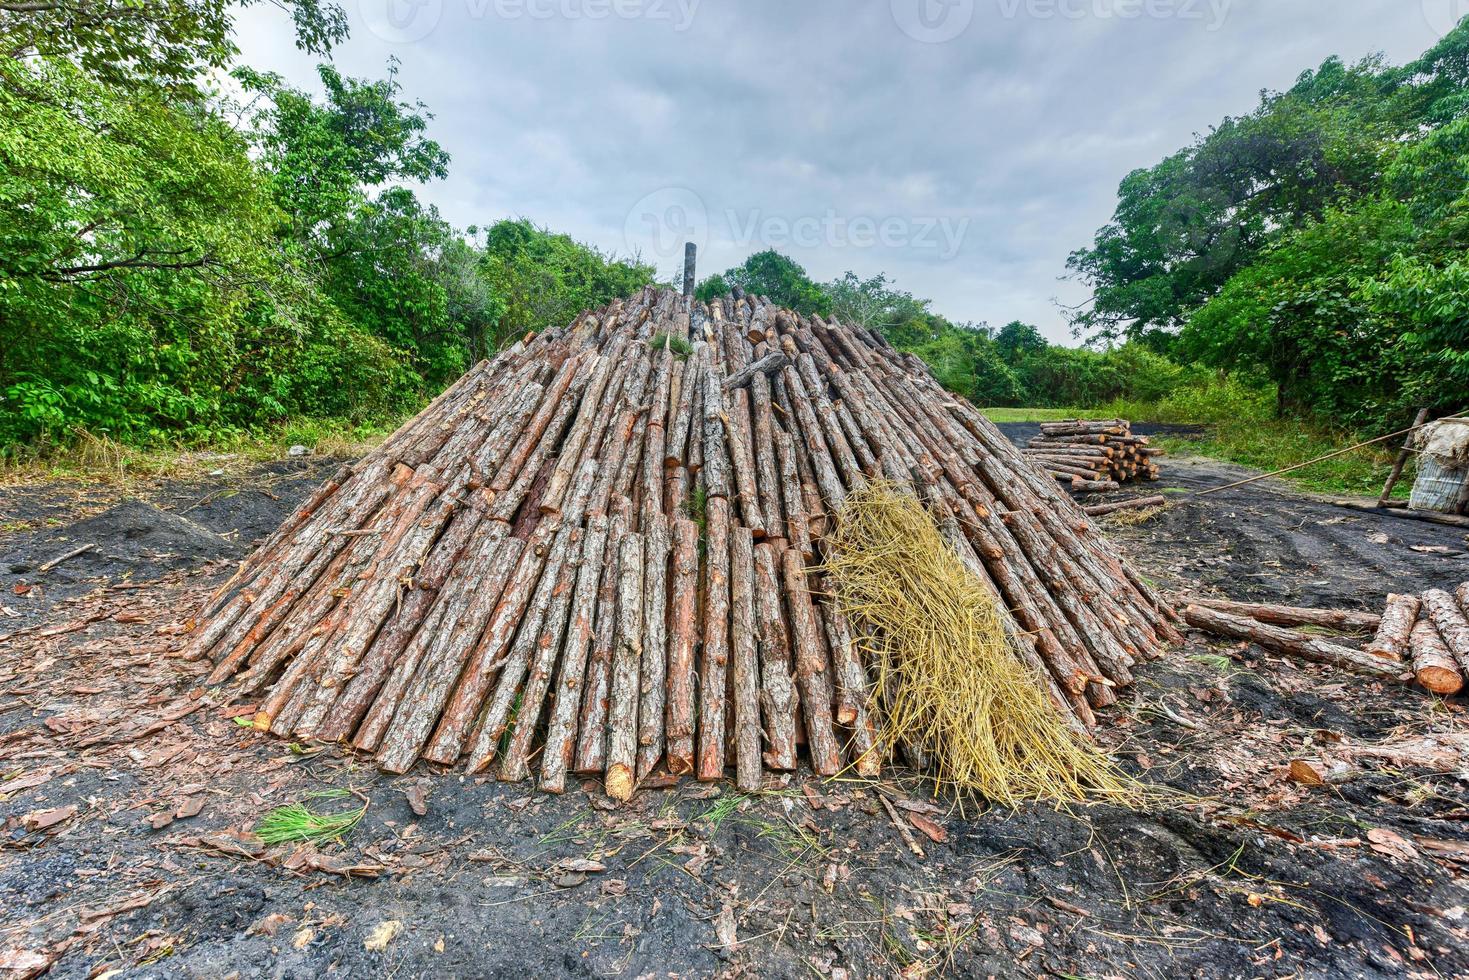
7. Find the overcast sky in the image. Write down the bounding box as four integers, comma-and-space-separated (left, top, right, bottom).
236, 0, 1457, 341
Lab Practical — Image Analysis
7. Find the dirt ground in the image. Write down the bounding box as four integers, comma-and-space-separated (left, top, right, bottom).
2, 435, 1468, 979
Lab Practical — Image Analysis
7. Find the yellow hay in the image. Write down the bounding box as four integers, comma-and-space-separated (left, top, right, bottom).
824, 481, 1137, 806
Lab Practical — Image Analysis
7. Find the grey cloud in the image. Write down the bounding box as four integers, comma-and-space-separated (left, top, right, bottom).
236, 0, 1445, 340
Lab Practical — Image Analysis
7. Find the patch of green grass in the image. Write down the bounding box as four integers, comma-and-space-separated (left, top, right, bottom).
649, 332, 693, 358
1150, 427, 1407, 499
255, 789, 368, 845
696, 792, 745, 832
977, 407, 1122, 423
981, 384, 1411, 499
1, 416, 402, 487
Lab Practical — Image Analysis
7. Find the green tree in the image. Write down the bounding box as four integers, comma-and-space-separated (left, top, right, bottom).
702, 250, 832, 317
825, 271, 928, 332
1178, 199, 1419, 422
1066, 49, 1423, 341
480, 219, 653, 348
994, 321, 1048, 364
1, 0, 347, 86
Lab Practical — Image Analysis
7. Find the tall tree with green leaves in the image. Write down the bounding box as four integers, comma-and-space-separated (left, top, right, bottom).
698, 250, 832, 317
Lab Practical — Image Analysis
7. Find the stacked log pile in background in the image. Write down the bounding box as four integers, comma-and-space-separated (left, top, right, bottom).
184, 286, 1180, 797
1182, 582, 1469, 696
1023, 420, 1163, 493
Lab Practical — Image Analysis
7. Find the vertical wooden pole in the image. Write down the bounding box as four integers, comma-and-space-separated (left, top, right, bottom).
682, 242, 697, 298
1379, 407, 1429, 506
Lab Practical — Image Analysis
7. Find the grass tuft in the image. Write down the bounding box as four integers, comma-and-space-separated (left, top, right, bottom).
649, 332, 693, 359
824, 481, 1139, 806
255, 789, 368, 845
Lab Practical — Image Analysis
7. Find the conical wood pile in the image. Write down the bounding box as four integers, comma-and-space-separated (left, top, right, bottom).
186, 286, 1180, 794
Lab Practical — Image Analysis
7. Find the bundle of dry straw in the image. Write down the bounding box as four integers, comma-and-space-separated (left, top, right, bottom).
824, 482, 1136, 805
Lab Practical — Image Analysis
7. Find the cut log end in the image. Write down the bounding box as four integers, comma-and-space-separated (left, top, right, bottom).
605, 764, 635, 802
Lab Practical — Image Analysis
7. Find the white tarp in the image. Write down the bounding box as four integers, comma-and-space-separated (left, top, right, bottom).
1412, 418, 1469, 513
1416, 418, 1469, 467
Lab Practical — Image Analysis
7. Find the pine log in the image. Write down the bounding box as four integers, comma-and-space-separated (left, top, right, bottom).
493, 525, 586, 780
419, 523, 569, 769
539, 516, 610, 793
1410, 615, 1464, 696
1180, 597, 1381, 633
1083, 495, 1166, 518
700, 351, 733, 499
729, 526, 762, 792
665, 517, 700, 775
782, 548, 842, 775
1183, 605, 1405, 680
573, 509, 630, 773
753, 543, 799, 770
750, 372, 785, 539
697, 496, 731, 781
605, 531, 645, 802
1422, 589, 1469, 674
1368, 594, 1423, 661
636, 514, 671, 779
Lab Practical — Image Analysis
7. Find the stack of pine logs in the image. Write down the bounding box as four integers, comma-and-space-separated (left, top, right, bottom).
184, 286, 1180, 798
1182, 581, 1469, 697
1024, 420, 1163, 493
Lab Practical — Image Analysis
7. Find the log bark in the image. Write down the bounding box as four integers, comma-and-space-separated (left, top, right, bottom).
722, 351, 789, 391
539, 516, 610, 793
665, 518, 700, 775
1180, 597, 1381, 632
1422, 588, 1469, 675
636, 514, 671, 779
782, 548, 842, 775
1367, 593, 1422, 661
605, 531, 645, 801
697, 496, 731, 781
729, 526, 762, 792
753, 543, 798, 771
1410, 615, 1463, 696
